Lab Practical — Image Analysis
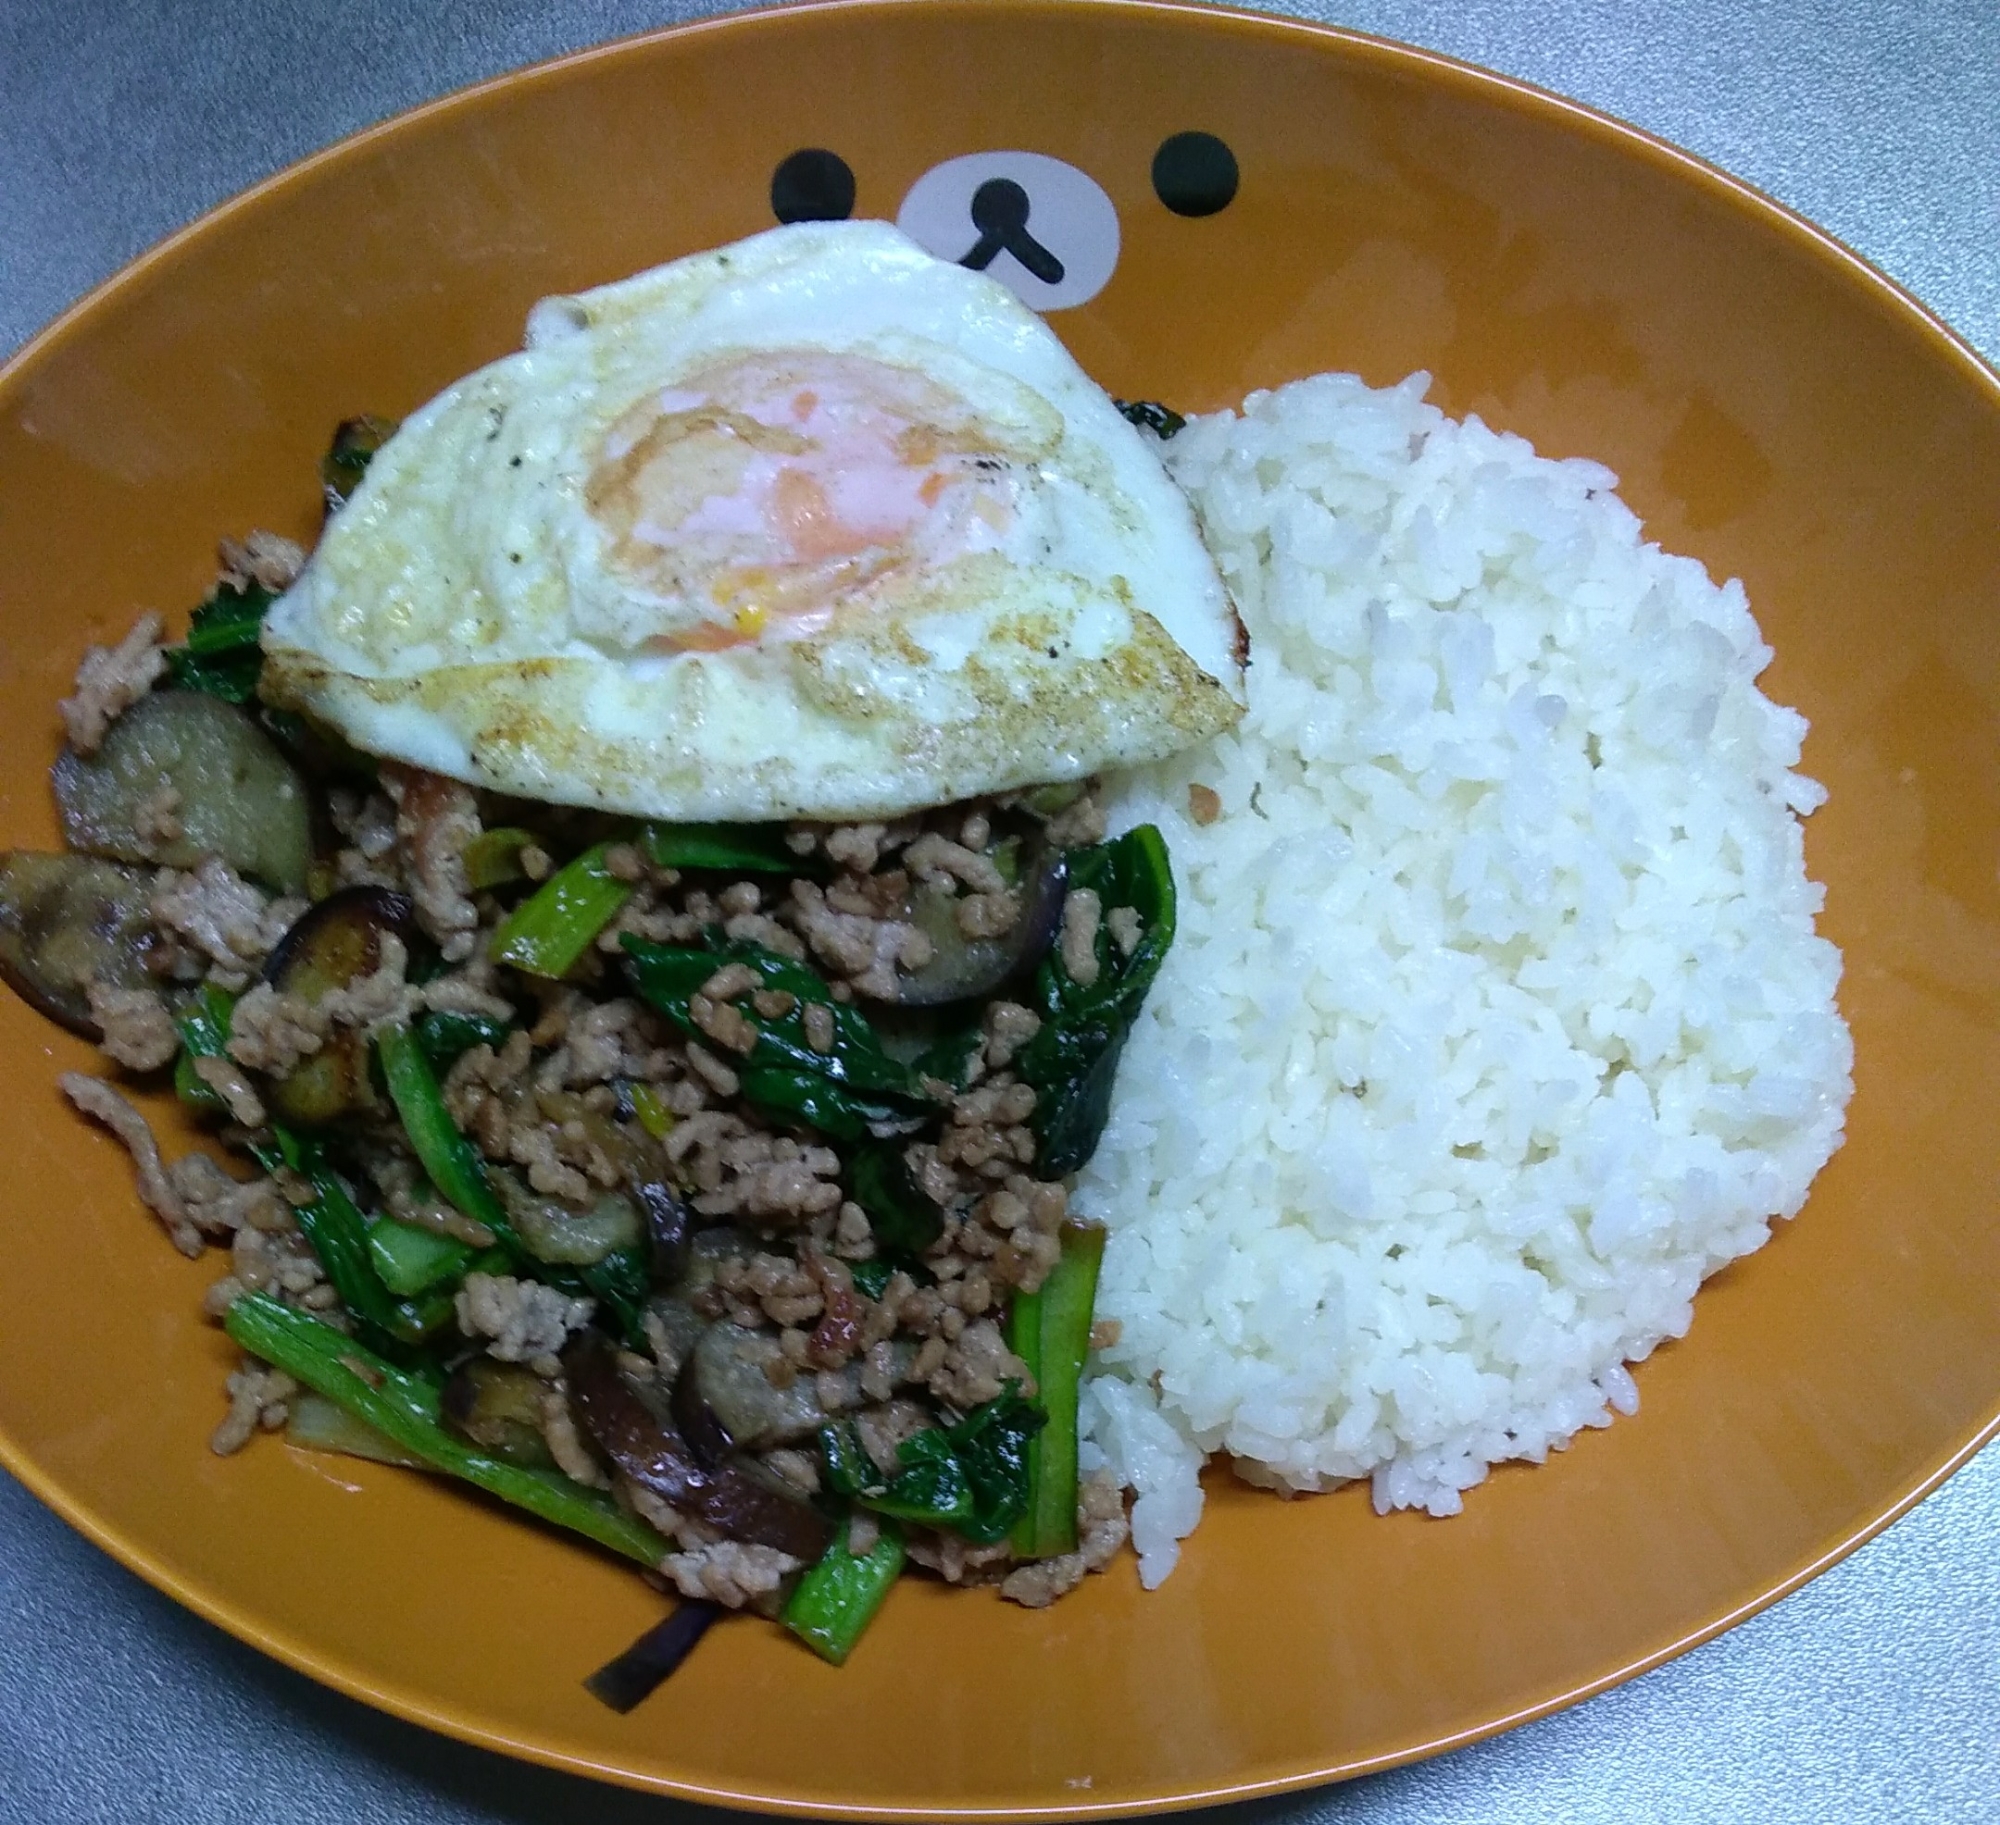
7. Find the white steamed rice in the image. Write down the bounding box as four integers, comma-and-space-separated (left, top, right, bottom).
1076, 371, 1854, 1587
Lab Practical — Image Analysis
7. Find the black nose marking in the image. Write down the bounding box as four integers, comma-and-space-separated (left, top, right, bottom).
771, 148, 856, 224
959, 178, 1066, 286
1152, 131, 1238, 217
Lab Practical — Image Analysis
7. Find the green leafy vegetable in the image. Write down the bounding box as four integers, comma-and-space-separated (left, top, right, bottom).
623, 936, 936, 1139
171, 983, 237, 1114
1017, 824, 1177, 1175
414, 1007, 512, 1072
909, 1021, 985, 1093
489, 841, 635, 978
640, 821, 817, 876
162, 580, 274, 703
733, 1065, 923, 1143
321, 414, 398, 511
224, 1292, 669, 1566
780, 1515, 905, 1667
847, 1143, 943, 1256
1006, 1221, 1106, 1559
624, 937, 907, 1088
1114, 399, 1188, 440
819, 1391, 1043, 1544
819, 1421, 887, 1503
848, 1258, 894, 1301
578, 1242, 652, 1344
942, 1393, 1046, 1543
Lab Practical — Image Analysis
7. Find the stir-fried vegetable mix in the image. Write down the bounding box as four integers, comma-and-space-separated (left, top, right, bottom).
5, 416, 1183, 1697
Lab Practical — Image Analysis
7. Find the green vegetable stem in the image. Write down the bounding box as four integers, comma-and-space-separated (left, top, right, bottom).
1006, 1221, 1107, 1560
460, 827, 534, 892
171, 983, 238, 1114
487, 822, 825, 978
365, 1209, 475, 1298
269, 1129, 454, 1346
374, 1022, 517, 1245
375, 1021, 647, 1340
640, 821, 819, 876
780, 1516, 906, 1666
224, 1292, 670, 1567
488, 841, 636, 978
628, 1080, 675, 1139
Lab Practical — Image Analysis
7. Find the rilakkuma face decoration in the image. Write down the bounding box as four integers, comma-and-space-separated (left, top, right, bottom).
766, 135, 1240, 311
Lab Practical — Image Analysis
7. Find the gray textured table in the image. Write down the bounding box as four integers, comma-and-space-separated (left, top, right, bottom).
4, 1, 1999, 1820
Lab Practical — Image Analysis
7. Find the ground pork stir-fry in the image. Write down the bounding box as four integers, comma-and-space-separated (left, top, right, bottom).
8, 503, 1178, 1681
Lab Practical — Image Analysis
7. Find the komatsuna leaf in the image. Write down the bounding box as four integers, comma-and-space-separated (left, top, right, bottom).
621, 935, 937, 1141
163, 580, 275, 703
1017, 824, 1177, 1175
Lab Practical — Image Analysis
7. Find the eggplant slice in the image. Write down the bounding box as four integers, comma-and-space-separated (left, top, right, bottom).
259, 885, 416, 1125
496, 1173, 643, 1268
0, 851, 159, 1037
53, 689, 313, 894
563, 1330, 830, 1560
871, 838, 1066, 1007
440, 1357, 558, 1469
682, 1319, 891, 1453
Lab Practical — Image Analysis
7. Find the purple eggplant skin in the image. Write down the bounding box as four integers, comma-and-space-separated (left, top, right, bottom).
670, 1352, 736, 1471
260, 886, 416, 1125
873, 840, 1067, 1008
562, 1330, 831, 1561
52, 689, 313, 895
584, 1601, 721, 1712
262, 885, 415, 994
0, 851, 160, 1037
636, 1180, 693, 1285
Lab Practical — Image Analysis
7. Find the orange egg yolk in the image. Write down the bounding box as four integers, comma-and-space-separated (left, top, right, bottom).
585, 349, 1018, 652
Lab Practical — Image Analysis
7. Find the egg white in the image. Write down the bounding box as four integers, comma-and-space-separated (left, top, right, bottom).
261, 221, 1244, 822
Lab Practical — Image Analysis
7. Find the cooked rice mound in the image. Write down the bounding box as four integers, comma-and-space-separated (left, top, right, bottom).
1077, 372, 1854, 1585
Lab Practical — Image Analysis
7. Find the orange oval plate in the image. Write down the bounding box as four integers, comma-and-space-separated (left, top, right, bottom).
2, 2, 1998, 1815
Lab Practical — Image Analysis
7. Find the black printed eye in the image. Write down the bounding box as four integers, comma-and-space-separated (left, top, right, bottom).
1151, 132, 1238, 218
771, 149, 856, 225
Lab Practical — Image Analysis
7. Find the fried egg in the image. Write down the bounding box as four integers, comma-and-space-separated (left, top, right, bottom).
261, 221, 1244, 822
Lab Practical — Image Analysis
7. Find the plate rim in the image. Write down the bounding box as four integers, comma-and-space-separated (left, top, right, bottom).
3, 0, 1999, 1815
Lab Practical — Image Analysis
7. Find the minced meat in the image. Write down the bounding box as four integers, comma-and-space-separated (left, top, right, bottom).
86, 980, 179, 1071
59, 612, 167, 756
58, 1072, 202, 1257
455, 1272, 595, 1362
